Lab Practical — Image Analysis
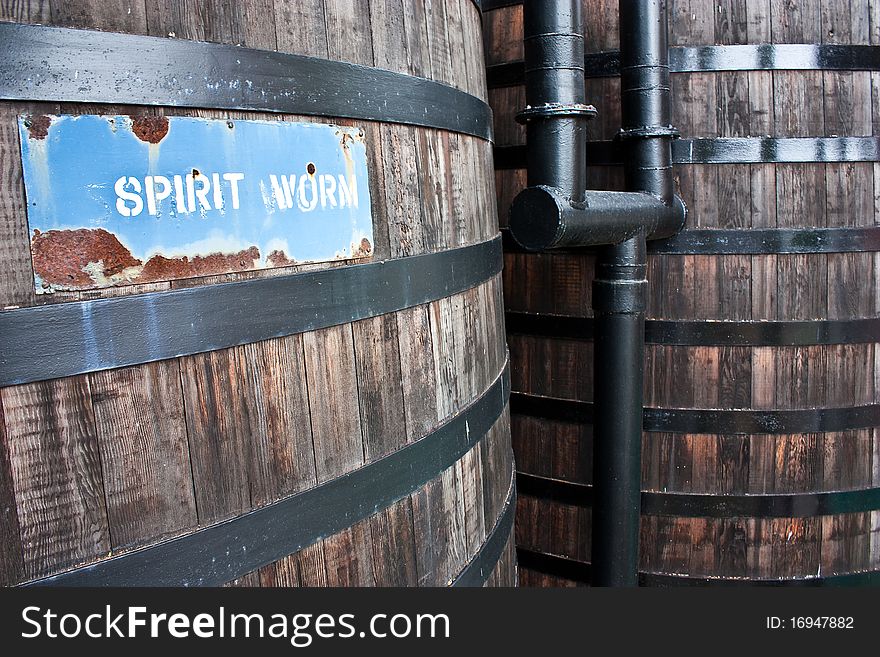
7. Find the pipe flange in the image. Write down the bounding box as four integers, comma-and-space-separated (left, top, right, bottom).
516, 102, 598, 124
617, 125, 680, 139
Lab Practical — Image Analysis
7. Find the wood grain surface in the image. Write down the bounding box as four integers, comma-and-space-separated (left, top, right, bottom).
486, 0, 879, 585
0, 0, 515, 587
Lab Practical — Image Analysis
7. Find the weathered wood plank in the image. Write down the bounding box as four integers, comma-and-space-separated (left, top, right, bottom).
322, 519, 376, 586
49, 0, 148, 32
0, 103, 44, 308
303, 325, 364, 482
369, 497, 418, 586
242, 336, 319, 500
324, 0, 374, 66
272, 0, 328, 57
353, 314, 407, 462
382, 125, 427, 257
88, 361, 197, 550
2, 378, 110, 580
178, 348, 259, 523
0, 401, 24, 585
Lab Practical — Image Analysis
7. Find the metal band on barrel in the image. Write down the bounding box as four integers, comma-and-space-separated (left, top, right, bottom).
517, 472, 880, 519
0, 237, 502, 387
505, 312, 880, 346
649, 225, 880, 254
516, 548, 880, 587
487, 44, 880, 87
510, 392, 880, 435
495, 137, 880, 168
23, 361, 510, 586
0, 22, 493, 141
501, 225, 880, 255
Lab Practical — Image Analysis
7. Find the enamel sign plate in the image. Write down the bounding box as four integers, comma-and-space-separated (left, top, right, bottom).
18, 115, 373, 293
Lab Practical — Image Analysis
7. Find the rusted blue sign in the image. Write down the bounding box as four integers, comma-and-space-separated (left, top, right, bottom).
18, 115, 373, 292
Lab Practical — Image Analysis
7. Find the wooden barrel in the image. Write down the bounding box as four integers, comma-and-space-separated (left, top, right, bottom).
485, 0, 880, 585
0, 0, 516, 587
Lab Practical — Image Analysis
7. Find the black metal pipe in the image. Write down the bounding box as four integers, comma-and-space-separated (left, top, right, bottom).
509, 0, 683, 587
618, 0, 676, 204
509, 0, 684, 251
509, 185, 685, 249
519, 0, 594, 201
591, 235, 646, 587
591, 0, 676, 587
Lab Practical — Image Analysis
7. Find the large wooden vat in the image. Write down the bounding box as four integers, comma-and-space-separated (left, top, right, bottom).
485, 0, 880, 585
0, 0, 515, 587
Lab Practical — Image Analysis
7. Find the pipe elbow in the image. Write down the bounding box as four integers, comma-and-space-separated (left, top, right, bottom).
648, 193, 687, 240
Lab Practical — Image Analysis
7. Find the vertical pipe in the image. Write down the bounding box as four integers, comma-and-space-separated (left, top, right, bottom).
618, 0, 676, 203
591, 235, 647, 587
516, 0, 678, 586
521, 0, 591, 201
591, 0, 673, 586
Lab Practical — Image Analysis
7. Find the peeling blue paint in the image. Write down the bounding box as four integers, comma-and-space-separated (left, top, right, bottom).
18, 114, 373, 291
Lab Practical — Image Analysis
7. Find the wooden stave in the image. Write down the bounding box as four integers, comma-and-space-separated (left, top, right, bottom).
0, 0, 516, 587
484, 0, 880, 584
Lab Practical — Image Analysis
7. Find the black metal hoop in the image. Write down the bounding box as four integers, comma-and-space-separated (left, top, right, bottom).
23, 361, 511, 586
0, 22, 493, 141
505, 312, 880, 346
510, 392, 880, 435
0, 237, 502, 387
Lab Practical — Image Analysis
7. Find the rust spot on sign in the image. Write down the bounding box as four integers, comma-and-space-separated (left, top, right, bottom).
353, 238, 372, 257
31, 227, 264, 291
26, 115, 52, 140
267, 250, 297, 267
139, 247, 261, 282
32, 228, 142, 289
130, 115, 170, 143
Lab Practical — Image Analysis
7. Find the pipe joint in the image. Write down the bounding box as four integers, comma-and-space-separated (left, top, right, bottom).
617, 125, 679, 140
508, 184, 686, 250
524, 32, 584, 74
516, 102, 598, 123
592, 277, 647, 314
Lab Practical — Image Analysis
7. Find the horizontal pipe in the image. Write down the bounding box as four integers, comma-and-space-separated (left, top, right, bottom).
508, 184, 685, 250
